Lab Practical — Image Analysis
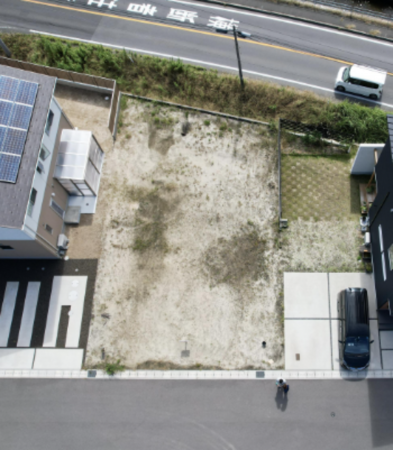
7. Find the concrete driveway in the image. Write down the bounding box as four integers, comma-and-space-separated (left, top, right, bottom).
284, 273, 381, 371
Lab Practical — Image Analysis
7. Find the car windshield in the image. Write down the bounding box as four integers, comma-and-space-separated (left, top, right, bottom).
345, 336, 369, 356
343, 68, 350, 82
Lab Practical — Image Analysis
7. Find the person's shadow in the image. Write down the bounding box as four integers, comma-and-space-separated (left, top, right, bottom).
275, 388, 288, 411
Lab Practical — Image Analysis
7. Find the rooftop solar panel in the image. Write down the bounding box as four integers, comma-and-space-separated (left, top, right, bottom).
0, 153, 20, 183
0, 77, 19, 102
0, 76, 40, 183
2, 129, 27, 156
0, 101, 13, 127
0, 126, 6, 150
9, 104, 33, 130
15, 80, 38, 106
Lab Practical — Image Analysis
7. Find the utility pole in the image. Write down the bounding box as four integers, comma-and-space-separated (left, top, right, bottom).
0, 39, 11, 58
233, 26, 244, 91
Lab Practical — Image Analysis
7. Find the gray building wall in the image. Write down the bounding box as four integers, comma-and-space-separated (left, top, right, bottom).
36, 113, 72, 253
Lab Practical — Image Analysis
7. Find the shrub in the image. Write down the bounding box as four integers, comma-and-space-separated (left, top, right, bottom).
105, 359, 125, 375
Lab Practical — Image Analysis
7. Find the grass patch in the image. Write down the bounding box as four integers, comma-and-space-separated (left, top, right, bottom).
105, 359, 125, 375
281, 154, 366, 221
1, 33, 388, 143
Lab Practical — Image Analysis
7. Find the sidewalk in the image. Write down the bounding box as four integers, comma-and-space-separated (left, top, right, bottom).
1, 368, 393, 379
197, 0, 393, 40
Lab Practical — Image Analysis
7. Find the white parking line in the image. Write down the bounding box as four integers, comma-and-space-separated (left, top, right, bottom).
0, 283, 18, 347
17, 282, 40, 348
29, 30, 393, 110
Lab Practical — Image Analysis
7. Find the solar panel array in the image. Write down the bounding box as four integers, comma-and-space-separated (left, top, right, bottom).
0, 76, 38, 183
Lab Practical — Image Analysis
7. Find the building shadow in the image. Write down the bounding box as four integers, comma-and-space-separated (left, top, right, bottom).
368, 379, 393, 448
275, 388, 288, 412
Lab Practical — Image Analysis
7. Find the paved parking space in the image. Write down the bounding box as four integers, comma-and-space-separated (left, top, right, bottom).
285, 320, 331, 370
284, 273, 329, 318
284, 272, 382, 371
329, 273, 377, 319
380, 330, 393, 369
0, 260, 97, 370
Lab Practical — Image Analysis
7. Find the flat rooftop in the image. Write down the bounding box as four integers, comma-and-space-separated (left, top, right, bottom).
0, 65, 56, 229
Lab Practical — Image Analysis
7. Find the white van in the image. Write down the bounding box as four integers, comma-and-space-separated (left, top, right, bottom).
335, 65, 387, 100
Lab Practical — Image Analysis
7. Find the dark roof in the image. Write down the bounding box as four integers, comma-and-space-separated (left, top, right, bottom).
0, 65, 56, 229
345, 289, 369, 336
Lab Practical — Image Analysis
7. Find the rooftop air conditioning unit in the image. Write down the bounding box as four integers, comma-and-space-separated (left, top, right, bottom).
57, 234, 69, 250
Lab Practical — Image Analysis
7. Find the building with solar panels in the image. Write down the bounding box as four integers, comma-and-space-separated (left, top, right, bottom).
0, 66, 104, 259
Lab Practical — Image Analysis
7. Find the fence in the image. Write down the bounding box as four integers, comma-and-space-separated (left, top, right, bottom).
280, 118, 354, 143
0, 56, 120, 136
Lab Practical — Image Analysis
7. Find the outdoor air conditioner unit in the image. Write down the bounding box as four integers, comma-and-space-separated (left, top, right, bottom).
364, 232, 371, 247
57, 234, 69, 250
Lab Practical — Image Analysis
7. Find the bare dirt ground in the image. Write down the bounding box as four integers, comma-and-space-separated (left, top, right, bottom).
58, 91, 364, 370
84, 98, 285, 370
54, 85, 113, 259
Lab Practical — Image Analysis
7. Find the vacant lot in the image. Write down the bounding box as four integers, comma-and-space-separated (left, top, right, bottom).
85, 99, 284, 370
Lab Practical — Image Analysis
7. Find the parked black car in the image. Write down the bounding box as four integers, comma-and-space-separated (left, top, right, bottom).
338, 288, 373, 371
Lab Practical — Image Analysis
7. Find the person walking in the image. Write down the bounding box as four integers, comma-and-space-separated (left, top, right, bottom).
276, 378, 286, 389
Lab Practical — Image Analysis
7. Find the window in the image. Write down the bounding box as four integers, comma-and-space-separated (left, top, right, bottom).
45, 224, 53, 235
382, 254, 387, 281
379, 225, 387, 282
27, 188, 37, 217
39, 146, 50, 161
389, 244, 393, 271
359, 80, 378, 89
379, 225, 384, 253
343, 68, 349, 82
50, 199, 65, 218
0, 245, 13, 250
36, 161, 44, 174
30, 188, 37, 205
45, 110, 54, 136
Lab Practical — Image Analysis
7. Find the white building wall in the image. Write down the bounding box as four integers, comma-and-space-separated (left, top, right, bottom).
351, 144, 384, 175
23, 96, 62, 236
0, 227, 33, 241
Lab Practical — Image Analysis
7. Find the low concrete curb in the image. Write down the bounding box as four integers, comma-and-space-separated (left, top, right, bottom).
1, 369, 392, 379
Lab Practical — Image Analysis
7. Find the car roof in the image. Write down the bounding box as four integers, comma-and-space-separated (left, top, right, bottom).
345, 289, 369, 336
349, 65, 387, 85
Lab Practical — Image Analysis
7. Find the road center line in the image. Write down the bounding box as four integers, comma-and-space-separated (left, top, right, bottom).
22, 0, 372, 69
29, 30, 393, 110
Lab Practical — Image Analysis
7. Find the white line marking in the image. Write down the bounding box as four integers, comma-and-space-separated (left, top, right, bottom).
167, 0, 393, 47
0, 282, 18, 347
17, 282, 40, 348
30, 30, 393, 109
43, 276, 87, 348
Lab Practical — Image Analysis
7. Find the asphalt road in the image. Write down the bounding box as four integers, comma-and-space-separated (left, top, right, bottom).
1, 378, 393, 450
2, 0, 393, 109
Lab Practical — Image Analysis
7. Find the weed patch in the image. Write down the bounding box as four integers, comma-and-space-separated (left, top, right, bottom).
205, 222, 267, 288
0, 33, 389, 143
